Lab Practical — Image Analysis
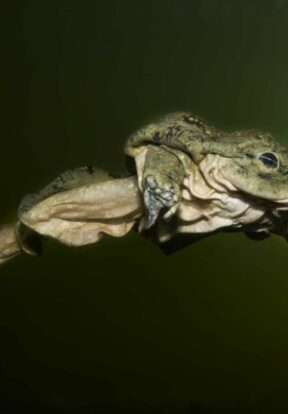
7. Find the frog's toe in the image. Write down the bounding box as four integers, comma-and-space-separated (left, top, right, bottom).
142, 175, 180, 229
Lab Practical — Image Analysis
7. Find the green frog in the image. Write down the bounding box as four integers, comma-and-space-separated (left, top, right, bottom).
2, 112, 288, 263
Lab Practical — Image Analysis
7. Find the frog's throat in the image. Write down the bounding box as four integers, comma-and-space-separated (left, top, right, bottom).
157, 154, 284, 242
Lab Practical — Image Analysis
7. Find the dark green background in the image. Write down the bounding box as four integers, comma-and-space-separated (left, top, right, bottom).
1, 1, 288, 413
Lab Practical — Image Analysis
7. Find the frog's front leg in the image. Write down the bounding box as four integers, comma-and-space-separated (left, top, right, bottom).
141, 146, 185, 229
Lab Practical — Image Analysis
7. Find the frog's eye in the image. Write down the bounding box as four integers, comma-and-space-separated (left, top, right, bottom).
258, 152, 279, 169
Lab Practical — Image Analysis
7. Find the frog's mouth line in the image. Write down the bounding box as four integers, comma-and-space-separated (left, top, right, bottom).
198, 153, 288, 202
155, 154, 288, 242
200, 153, 288, 211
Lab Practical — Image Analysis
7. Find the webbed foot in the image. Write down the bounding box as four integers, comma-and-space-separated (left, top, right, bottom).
143, 175, 180, 229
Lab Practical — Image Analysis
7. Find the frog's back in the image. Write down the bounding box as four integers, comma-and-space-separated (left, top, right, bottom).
124, 111, 280, 162
124, 111, 221, 157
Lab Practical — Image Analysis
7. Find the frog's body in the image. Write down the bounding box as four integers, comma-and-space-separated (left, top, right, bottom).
2, 111, 288, 264
124, 112, 288, 242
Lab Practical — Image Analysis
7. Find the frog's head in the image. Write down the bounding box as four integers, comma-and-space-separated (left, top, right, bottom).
206, 131, 288, 203
171, 131, 288, 242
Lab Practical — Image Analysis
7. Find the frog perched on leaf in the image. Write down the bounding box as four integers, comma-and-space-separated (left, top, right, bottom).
1, 111, 288, 264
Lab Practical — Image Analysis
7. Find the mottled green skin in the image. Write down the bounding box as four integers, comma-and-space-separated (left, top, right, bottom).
20, 112, 288, 232
19, 166, 112, 215
125, 112, 288, 226
139, 145, 185, 228
11, 111, 288, 259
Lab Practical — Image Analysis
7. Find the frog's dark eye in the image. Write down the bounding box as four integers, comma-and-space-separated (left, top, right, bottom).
258, 152, 279, 169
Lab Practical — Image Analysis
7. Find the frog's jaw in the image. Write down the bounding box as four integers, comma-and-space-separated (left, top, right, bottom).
219, 161, 288, 239
208, 155, 288, 203
160, 153, 288, 241
194, 154, 288, 238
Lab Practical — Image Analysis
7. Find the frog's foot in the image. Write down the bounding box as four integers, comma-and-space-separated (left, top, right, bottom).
142, 175, 180, 229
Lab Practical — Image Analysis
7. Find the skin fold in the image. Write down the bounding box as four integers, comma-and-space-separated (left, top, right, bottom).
2, 111, 288, 264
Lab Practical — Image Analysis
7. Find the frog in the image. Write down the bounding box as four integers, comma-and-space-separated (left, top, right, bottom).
124, 112, 288, 228
1, 111, 288, 264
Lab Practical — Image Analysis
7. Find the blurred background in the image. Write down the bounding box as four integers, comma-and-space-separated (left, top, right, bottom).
1, 0, 288, 413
